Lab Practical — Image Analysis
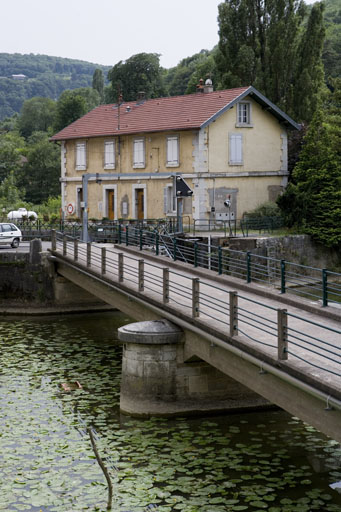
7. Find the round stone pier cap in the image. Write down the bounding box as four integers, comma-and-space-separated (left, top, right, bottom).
118, 319, 183, 344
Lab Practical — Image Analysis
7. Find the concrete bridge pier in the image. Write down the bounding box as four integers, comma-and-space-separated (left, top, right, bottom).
118, 319, 269, 417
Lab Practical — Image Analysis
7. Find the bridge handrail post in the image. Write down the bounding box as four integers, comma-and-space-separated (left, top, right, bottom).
101, 247, 106, 275
322, 269, 328, 307
163, 268, 169, 303
86, 242, 91, 267
51, 230, 56, 251
139, 229, 143, 251
125, 226, 129, 246
118, 224, 122, 244
277, 308, 288, 360
63, 235, 67, 256
173, 239, 177, 261
229, 291, 238, 337
218, 246, 223, 275
281, 260, 286, 294
194, 242, 198, 267
246, 252, 251, 283
192, 278, 200, 318
118, 253, 124, 282
155, 232, 159, 256
138, 259, 144, 292
74, 238, 78, 262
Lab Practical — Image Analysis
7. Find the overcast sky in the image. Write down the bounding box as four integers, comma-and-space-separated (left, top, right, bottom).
2, 0, 317, 70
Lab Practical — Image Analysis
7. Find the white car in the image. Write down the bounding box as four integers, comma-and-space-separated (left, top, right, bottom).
0, 223, 22, 248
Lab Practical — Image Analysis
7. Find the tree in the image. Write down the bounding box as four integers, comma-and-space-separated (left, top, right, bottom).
54, 90, 87, 132
293, 2, 326, 122
18, 97, 57, 138
0, 131, 26, 183
54, 88, 101, 132
107, 53, 165, 102
277, 79, 341, 248
92, 68, 104, 101
17, 132, 61, 203
215, 0, 325, 122
0, 170, 23, 210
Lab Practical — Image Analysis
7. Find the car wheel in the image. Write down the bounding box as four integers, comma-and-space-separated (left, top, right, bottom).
11, 238, 20, 248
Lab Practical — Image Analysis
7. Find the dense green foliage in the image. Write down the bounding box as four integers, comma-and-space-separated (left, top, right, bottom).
18, 97, 57, 138
277, 79, 341, 248
107, 53, 166, 102
215, 0, 325, 122
0, 53, 110, 120
323, 0, 341, 78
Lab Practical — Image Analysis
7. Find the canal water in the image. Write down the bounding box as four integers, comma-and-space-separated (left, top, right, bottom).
0, 311, 340, 512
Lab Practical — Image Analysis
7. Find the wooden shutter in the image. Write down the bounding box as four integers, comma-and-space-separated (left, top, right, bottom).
104, 141, 115, 168
133, 139, 145, 167
167, 136, 179, 165
229, 133, 243, 165
76, 142, 86, 170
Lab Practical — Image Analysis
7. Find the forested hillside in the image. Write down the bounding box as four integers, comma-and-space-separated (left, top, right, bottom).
0, 54, 110, 120
0, 0, 339, 120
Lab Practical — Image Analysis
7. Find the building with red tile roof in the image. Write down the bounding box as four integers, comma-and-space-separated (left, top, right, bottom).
51, 83, 299, 228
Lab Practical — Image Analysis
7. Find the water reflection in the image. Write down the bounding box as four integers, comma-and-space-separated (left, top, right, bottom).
0, 312, 340, 512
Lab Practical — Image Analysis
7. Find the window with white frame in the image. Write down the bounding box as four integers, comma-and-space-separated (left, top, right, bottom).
104, 140, 115, 169
229, 133, 243, 165
163, 185, 176, 214
75, 142, 86, 170
166, 136, 179, 166
133, 138, 145, 168
237, 102, 252, 126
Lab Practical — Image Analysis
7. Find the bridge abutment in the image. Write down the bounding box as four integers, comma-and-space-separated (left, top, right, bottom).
118, 319, 269, 417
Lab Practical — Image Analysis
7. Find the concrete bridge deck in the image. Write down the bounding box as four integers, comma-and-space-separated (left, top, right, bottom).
49, 236, 341, 441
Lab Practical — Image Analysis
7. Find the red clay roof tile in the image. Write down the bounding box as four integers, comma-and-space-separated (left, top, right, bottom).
50, 87, 250, 141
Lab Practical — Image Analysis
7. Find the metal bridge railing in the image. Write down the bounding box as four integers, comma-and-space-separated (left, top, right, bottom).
113, 227, 341, 308
52, 230, 341, 380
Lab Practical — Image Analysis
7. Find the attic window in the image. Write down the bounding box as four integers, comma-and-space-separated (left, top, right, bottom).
236, 102, 253, 127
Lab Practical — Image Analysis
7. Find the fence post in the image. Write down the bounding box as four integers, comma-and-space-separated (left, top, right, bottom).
281, 260, 286, 294
155, 232, 159, 256
277, 309, 288, 360
246, 252, 251, 283
322, 269, 328, 307
163, 268, 169, 303
118, 253, 124, 282
194, 242, 198, 267
173, 238, 177, 261
101, 247, 106, 275
51, 230, 56, 251
138, 259, 144, 292
139, 229, 143, 251
63, 235, 67, 256
74, 238, 78, 262
118, 224, 122, 244
229, 291, 238, 337
218, 246, 222, 275
192, 278, 200, 318
87, 242, 91, 267
125, 226, 129, 246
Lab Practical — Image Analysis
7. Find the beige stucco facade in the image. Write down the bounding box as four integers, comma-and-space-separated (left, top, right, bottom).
60, 94, 289, 223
